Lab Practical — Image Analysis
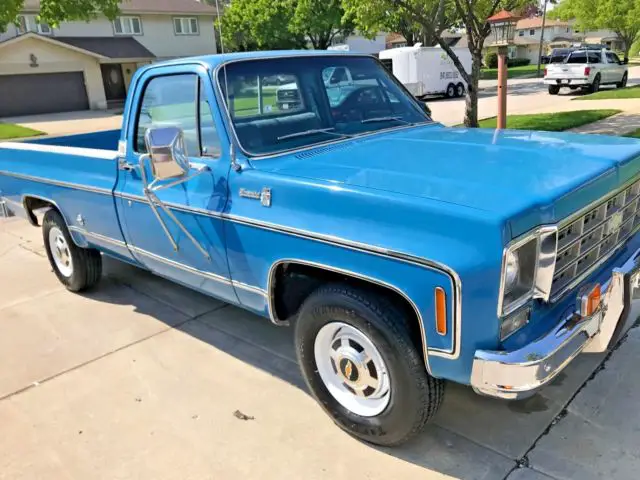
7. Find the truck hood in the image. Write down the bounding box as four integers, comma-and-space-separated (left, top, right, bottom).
254, 124, 640, 236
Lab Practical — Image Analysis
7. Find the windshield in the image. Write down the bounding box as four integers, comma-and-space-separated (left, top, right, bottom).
217, 56, 432, 156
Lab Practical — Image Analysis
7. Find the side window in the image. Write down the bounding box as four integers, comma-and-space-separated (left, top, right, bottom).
611, 53, 621, 64
198, 79, 222, 158
227, 73, 304, 118
135, 74, 199, 155
587, 52, 600, 63
606, 52, 615, 63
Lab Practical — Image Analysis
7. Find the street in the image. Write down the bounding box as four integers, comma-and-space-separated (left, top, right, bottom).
430, 66, 640, 126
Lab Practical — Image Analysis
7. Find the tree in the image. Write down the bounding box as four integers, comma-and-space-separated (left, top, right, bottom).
290, 0, 354, 50
218, 0, 306, 51
1, 0, 119, 32
347, 0, 528, 127
551, 0, 640, 60
343, 0, 442, 47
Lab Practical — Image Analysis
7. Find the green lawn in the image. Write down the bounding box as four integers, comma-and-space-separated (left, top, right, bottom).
624, 128, 640, 138
480, 64, 542, 80
574, 85, 640, 101
0, 123, 45, 140
477, 109, 621, 131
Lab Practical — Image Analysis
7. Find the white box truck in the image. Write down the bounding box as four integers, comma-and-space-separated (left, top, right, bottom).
379, 44, 472, 99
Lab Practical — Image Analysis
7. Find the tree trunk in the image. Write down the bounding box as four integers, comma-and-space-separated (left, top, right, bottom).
463, 52, 482, 128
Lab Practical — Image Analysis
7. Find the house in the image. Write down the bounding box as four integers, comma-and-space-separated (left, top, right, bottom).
484, 16, 624, 65
0, 0, 218, 117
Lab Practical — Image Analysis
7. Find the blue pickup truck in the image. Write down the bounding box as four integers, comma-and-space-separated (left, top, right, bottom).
2, 50, 640, 446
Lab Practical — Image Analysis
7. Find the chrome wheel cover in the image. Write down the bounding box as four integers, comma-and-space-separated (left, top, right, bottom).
314, 322, 390, 417
49, 227, 73, 277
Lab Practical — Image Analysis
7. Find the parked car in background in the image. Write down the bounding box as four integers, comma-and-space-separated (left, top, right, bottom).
544, 48, 628, 95
2, 51, 640, 448
379, 44, 472, 99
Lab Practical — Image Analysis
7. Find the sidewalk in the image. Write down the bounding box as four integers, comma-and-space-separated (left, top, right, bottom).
568, 111, 640, 135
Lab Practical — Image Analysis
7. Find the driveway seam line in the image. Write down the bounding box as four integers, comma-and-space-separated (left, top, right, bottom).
501, 327, 637, 480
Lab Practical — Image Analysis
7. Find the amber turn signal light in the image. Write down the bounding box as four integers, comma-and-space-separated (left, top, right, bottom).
435, 287, 447, 336
579, 283, 601, 317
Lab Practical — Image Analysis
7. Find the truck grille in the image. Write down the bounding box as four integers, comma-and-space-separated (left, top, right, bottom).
551, 179, 640, 300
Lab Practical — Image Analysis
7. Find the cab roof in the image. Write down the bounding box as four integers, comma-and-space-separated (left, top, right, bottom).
154, 50, 372, 69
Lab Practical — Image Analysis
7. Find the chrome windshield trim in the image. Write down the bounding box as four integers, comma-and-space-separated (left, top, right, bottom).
212, 55, 435, 161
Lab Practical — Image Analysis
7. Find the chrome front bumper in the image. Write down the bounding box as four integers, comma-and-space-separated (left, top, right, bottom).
471, 248, 640, 400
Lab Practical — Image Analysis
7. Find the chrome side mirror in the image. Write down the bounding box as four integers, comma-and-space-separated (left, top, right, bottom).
144, 126, 190, 181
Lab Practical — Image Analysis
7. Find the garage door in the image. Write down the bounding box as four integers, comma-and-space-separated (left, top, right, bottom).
0, 72, 89, 118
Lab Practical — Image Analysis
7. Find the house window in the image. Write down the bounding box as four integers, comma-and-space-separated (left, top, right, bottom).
174, 17, 199, 35
16, 15, 29, 34
529, 29, 535, 36
37, 22, 52, 34
518, 30, 524, 37
113, 16, 142, 35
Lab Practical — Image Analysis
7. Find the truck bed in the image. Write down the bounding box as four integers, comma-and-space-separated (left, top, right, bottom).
0, 129, 133, 262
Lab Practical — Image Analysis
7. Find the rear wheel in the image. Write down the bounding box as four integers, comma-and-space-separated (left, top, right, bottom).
548, 85, 560, 95
455, 82, 465, 98
617, 73, 628, 88
445, 83, 456, 98
295, 284, 445, 446
590, 74, 601, 93
43, 209, 102, 292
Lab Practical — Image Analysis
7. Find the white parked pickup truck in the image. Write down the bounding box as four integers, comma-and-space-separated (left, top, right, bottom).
544, 49, 628, 95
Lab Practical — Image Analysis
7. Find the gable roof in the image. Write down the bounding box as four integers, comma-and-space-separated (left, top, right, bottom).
22, 0, 217, 15
516, 17, 569, 29
55, 37, 155, 59
0, 32, 108, 59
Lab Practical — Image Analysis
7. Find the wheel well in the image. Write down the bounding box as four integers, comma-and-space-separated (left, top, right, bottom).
23, 196, 58, 226
271, 262, 426, 362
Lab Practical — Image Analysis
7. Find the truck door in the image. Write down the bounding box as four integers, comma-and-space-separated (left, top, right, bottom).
115, 64, 237, 304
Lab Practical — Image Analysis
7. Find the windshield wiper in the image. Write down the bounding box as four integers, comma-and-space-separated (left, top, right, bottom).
361, 116, 413, 125
277, 128, 350, 141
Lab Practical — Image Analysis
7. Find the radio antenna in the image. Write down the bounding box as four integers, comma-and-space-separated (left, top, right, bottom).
214, 0, 240, 170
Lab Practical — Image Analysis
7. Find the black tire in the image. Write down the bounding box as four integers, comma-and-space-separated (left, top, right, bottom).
590, 74, 601, 93
445, 83, 456, 98
455, 82, 465, 98
617, 73, 628, 88
548, 85, 560, 95
42, 209, 102, 292
295, 283, 445, 446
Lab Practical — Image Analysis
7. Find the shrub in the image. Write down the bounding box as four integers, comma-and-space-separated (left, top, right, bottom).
484, 52, 498, 68
508, 58, 531, 67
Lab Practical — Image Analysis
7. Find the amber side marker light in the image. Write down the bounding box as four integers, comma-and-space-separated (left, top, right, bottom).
435, 287, 447, 336
580, 284, 602, 317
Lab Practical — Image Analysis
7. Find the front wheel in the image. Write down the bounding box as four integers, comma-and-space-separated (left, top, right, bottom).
43, 209, 102, 292
295, 284, 445, 446
548, 85, 560, 95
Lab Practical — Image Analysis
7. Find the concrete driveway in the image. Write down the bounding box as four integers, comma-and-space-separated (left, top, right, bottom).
3, 110, 123, 137
2, 216, 639, 479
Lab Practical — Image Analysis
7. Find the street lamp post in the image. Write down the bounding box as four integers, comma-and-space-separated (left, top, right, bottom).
487, 10, 521, 129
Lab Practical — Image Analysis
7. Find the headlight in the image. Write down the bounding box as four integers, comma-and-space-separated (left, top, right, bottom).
498, 226, 558, 317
